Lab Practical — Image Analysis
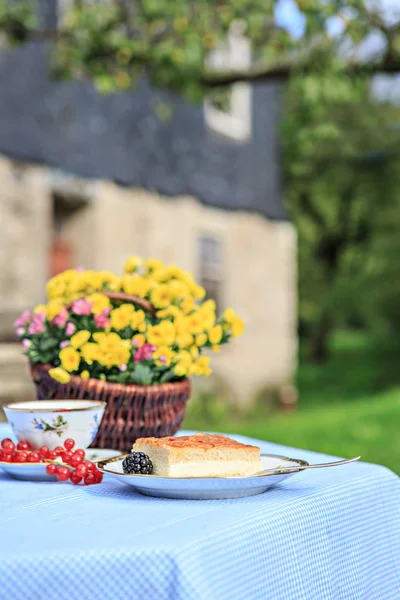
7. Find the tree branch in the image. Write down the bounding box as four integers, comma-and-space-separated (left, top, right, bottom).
201, 53, 400, 87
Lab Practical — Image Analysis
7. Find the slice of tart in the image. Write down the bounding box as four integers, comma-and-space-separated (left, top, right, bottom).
132, 433, 263, 478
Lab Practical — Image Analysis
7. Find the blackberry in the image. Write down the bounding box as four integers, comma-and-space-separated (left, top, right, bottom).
122, 451, 153, 475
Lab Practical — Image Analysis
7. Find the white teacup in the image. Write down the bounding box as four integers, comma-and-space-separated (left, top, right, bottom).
3, 400, 106, 451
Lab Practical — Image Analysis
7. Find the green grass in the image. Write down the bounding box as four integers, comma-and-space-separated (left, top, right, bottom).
183, 331, 400, 474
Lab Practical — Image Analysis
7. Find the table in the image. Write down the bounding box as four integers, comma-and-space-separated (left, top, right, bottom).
0, 423, 399, 600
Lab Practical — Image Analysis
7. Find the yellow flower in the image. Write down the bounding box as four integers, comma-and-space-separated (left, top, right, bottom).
132, 334, 145, 347
46, 276, 66, 299
208, 325, 222, 345
98, 270, 120, 292
145, 258, 164, 273
189, 345, 199, 359
196, 333, 207, 346
81, 343, 100, 365
124, 256, 142, 274
157, 305, 183, 320
223, 307, 236, 322
223, 308, 245, 337
112, 346, 130, 366
93, 332, 106, 344
97, 332, 123, 354
185, 313, 205, 335
173, 350, 192, 377
147, 322, 175, 346
212, 345, 220, 352
46, 300, 65, 321
181, 296, 195, 315
86, 293, 111, 315
49, 367, 71, 384
83, 271, 104, 292
138, 322, 147, 333
202, 299, 216, 314
192, 283, 206, 300
130, 309, 146, 330
70, 330, 91, 349
150, 284, 173, 309
176, 332, 194, 348
80, 370, 90, 379
153, 346, 175, 366
191, 355, 212, 376
120, 275, 151, 297
59, 347, 80, 372
110, 306, 132, 330
231, 317, 244, 337
33, 304, 47, 314
165, 265, 186, 280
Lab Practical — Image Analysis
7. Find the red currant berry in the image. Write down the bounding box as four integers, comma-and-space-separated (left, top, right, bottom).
46, 463, 57, 475
38, 446, 49, 459
2, 440, 15, 455
74, 449, 86, 458
1, 453, 12, 463
61, 451, 73, 464
47, 451, 57, 460
71, 452, 84, 466
84, 472, 97, 485
54, 446, 64, 455
28, 452, 41, 463
75, 463, 88, 477
17, 440, 31, 451
64, 438, 75, 451
93, 470, 103, 484
16, 452, 29, 463
85, 461, 95, 472
70, 472, 83, 485
56, 466, 70, 481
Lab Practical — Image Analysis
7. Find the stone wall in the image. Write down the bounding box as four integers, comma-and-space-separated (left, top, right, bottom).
0, 155, 297, 406
0, 156, 51, 339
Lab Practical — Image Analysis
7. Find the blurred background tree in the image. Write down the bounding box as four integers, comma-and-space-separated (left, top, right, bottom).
283, 73, 400, 361
1, 0, 400, 358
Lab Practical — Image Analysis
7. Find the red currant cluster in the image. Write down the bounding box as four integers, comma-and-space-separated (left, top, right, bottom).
0, 437, 103, 485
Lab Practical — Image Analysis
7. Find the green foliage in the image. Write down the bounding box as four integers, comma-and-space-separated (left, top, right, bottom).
184, 332, 400, 474
282, 73, 400, 353
1, 1, 400, 96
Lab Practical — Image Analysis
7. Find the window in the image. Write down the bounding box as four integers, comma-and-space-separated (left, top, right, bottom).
204, 21, 252, 142
198, 235, 223, 312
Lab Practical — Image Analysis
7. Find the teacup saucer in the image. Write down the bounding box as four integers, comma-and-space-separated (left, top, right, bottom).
0, 448, 120, 481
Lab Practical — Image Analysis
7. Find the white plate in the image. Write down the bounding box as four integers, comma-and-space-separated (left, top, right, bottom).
98, 454, 309, 500
0, 448, 121, 481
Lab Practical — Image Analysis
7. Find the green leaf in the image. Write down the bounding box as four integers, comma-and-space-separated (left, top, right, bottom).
159, 370, 176, 383
129, 363, 153, 385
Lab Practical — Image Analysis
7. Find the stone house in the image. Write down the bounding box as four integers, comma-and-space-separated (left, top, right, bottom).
0, 18, 297, 407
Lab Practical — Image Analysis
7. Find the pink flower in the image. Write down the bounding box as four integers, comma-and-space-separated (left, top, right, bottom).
159, 356, 167, 364
94, 311, 110, 329
76, 266, 85, 273
22, 339, 31, 348
14, 310, 31, 328
65, 322, 76, 337
28, 313, 45, 335
52, 309, 68, 328
60, 341, 69, 349
72, 299, 92, 316
16, 327, 25, 337
120, 364, 127, 372
134, 343, 154, 364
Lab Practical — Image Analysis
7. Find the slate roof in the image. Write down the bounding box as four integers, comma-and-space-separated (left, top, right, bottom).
0, 43, 287, 220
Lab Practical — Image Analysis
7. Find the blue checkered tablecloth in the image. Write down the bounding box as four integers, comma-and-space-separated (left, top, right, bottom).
0, 423, 399, 600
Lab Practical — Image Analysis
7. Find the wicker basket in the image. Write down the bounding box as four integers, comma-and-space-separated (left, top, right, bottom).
29, 291, 191, 452
30, 363, 191, 452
